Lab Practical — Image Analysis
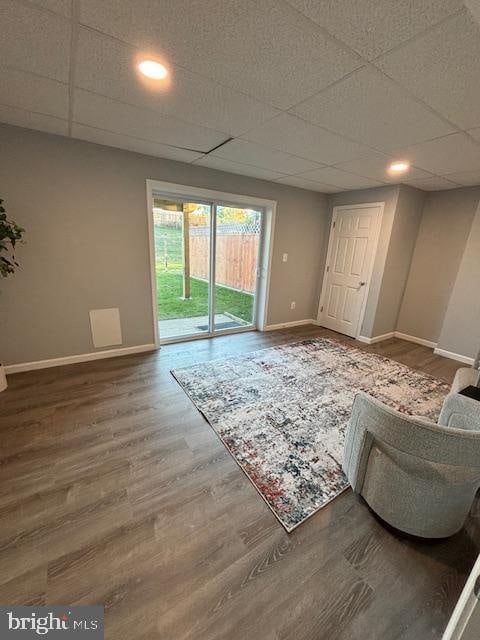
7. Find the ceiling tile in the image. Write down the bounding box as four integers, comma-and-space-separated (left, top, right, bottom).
79, 0, 362, 109
193, 156, 286, 181
466, 0, 480, 25
0, 104, 68, 136
73, 90, 229, 153
286, 0, 462, 60
396, 133, 480, 175
376, 11, 480, 130
440, 170, 480, 186
297, 166, 384, 189
211, 139, 323, 174
403, 176, 461, 190
71, 124, 203, 162
0, 0, 70, 82
0, 67, 69, 119
275, 175, 342, 193
291, 67, 454, 152
29, 0, 72, 17
334, 152, 434, 183
76, 28, 279, 137
241, 112, 373, 165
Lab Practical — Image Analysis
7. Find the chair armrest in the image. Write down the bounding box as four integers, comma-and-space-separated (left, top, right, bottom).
439, 392, 480, 431
343, 399, 373, 492
345, 392, 480, 470
343, 392, 438, 492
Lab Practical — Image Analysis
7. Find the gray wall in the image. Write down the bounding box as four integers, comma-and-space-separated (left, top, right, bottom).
397, 187, 480, 343
328, 185, 401, 337
2, 123, 478, 367
0, 124, 329, 366
437, 202, 480, 359
371, 185, 425, 337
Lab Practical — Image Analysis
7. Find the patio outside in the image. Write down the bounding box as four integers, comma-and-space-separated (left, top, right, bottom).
154, 201, 260, 340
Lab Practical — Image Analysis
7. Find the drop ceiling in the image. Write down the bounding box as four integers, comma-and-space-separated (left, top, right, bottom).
1, 0, 480, 193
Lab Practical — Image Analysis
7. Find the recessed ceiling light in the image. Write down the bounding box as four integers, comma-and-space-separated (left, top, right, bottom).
138, 60, 168, 80
388, 160, 410, 175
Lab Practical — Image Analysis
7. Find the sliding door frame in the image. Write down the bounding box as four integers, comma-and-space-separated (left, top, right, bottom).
146, 179, 276, 347
209, 202, 217, 335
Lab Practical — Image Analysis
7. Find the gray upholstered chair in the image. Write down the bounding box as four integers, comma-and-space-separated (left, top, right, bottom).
343, 380, 480, 538
450, 353, 480, 394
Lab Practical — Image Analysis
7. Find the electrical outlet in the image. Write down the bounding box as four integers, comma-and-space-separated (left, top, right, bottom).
282, 253, 288, 262
290, 301, 296, 310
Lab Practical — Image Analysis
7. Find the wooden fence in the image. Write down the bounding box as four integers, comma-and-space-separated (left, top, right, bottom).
190, 234, 259, 293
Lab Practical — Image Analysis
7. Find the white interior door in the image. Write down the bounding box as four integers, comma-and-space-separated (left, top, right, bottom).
318, 203, 383, 338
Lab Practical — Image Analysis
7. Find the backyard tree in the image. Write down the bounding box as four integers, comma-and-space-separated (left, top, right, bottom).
217, 207, 251, 224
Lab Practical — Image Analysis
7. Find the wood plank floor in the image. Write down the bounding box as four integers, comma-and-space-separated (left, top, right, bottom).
1, 326, 479, 640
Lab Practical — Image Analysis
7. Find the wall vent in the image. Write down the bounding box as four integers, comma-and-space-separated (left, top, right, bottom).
89, 308, 122, 348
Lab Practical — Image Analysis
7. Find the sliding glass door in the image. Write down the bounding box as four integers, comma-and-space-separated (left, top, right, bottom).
154, 198, 211, 340
214, 205, 262, 331
153, 195, 263, 343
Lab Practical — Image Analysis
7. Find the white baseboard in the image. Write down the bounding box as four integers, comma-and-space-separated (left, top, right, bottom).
433, 348, 475, 366
357, 331, 441, 348
6, 331, 472, 375
357, 332, 395, 345
298, 328, 473, 365
394, 332, 437, 349
265, 319, 318, 331
357, 331, 438, 348
5, 343, 157, 374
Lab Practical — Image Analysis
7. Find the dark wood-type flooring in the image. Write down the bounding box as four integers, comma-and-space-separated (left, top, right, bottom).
1, 326, 479, 639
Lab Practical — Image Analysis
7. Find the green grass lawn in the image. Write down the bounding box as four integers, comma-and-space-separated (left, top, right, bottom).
157, 271, 254, 322
154, 222, 254, 323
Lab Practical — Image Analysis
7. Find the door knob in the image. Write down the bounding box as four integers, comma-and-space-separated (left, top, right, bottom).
359, 281, 366, 286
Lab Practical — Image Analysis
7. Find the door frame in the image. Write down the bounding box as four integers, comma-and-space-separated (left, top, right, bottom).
442, 553, 480, 640
146, 179, 277, 347
316, 201, 384, 339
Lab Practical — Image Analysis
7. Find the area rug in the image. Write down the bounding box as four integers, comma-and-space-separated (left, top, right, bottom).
171, 338, 449, 532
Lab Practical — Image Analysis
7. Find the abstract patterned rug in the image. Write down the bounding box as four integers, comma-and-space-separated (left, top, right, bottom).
171, 338, 449, 532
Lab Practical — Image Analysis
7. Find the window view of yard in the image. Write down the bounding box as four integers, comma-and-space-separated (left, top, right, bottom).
154, 200, 261, 339
156, 272, 254, 322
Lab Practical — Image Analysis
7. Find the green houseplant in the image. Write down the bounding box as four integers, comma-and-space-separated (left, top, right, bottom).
1, 198, 25, 391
